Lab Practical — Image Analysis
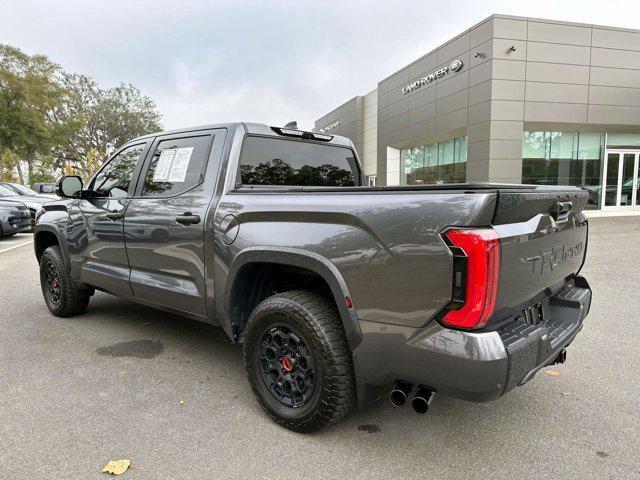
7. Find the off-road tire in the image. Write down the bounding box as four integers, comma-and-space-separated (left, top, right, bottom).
40, 245, 89, 317
243, 290, 355, 433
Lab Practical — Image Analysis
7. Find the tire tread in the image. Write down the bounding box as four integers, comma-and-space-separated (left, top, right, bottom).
40, 245, 89, 317
242, 290, 355, 432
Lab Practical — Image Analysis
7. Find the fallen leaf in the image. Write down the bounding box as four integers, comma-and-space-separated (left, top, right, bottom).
102, 459, 131, 475
179, 400, 184, 406
545, 369, 560, 376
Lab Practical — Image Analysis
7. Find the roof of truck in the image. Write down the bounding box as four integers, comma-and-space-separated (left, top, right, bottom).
130, 122, 236, 142
129, 122, 353, 147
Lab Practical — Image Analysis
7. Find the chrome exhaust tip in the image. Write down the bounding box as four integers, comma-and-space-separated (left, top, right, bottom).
411, 387, 435, 414
389, 381, 412, 407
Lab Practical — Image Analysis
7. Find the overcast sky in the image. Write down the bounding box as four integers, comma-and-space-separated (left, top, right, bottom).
3, 0, 639, 131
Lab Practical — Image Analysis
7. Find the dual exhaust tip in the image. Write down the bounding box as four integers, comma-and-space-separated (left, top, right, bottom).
389, 382, 435, 414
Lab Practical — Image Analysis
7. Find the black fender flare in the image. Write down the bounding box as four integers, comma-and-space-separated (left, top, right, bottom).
224, 246, 362, 349
33, 223, 69, 265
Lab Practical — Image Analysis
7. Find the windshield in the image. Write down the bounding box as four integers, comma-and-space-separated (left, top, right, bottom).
3, 183, 38, 195
0, 185, 17, 196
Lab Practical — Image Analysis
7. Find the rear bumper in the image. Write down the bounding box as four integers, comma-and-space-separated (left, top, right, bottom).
352, 279, 591, 407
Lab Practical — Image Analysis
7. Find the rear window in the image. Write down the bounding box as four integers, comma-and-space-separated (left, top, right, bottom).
239, 136, 359, 187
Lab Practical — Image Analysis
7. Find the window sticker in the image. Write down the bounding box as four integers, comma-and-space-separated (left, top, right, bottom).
167, 147, 194, 183
153, 149, 176, 182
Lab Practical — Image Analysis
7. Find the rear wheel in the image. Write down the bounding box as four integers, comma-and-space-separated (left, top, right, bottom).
39, 245, 89, 317
243, 290, 355, 432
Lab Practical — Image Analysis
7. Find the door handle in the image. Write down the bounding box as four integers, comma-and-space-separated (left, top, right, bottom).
175, 213, 201, 225
105, 211, 124, 221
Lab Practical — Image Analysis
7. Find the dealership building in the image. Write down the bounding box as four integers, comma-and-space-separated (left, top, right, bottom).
314, 14, 640, 212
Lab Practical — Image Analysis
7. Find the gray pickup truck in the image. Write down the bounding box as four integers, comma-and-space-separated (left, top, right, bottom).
34, 123, 592, 432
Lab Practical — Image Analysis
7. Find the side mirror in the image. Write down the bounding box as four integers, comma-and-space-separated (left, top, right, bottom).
56, 175, 83, 198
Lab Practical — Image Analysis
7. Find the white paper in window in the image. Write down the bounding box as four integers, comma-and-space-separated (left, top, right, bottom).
153, 149, 176, 182
167, 147, 194, 182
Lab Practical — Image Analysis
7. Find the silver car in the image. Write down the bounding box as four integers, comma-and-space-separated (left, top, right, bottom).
0, 183, 54, 230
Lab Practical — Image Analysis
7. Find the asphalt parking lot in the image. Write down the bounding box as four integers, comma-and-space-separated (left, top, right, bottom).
1, 217, 639, 480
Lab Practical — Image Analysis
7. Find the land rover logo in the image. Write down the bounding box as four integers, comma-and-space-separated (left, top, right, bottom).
401, 59, 464, 95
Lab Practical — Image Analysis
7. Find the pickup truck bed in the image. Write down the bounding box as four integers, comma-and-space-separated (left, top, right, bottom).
34, 122, 591, 432
223, 180, 590, 405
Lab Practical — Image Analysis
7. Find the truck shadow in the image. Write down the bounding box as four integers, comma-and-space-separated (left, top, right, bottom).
86, 291, 240, 362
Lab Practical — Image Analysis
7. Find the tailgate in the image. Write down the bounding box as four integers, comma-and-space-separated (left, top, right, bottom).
490, 187, 589, 323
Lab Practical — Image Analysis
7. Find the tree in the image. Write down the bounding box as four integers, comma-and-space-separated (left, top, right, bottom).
53, 74, 162, 178
0, 44, 162, 184
0, 149, 19, 182
0, 44, 65, 183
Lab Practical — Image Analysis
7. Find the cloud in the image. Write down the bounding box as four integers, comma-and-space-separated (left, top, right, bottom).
157, 82, 310, 129
2, 0, 640, 132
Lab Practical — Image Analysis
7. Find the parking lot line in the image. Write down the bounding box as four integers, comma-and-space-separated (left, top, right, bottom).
0, 240, 34, 254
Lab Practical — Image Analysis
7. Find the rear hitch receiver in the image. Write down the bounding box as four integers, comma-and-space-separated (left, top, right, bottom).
553, 348, 567, 365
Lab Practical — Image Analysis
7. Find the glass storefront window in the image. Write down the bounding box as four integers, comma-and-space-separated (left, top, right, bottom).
400, 136, 467, 185
522, 131, 604, 209
522, 131, 546, 159
607, 134, 640, 148
549, 132, 577, 159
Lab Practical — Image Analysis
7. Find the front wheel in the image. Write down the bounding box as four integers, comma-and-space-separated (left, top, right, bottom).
39, 245, 90, 317
243, 290, 355, 432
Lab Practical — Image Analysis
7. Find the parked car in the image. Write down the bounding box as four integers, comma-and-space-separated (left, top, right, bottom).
32, 182, 57, 196
0, 199, 32, 237
34, 123, 591, 432
1, 181, 58, 199
0, 182, 53, 230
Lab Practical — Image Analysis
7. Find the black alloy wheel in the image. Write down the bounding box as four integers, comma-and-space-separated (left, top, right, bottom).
258, 324, 316, 408
243, 290, 355, 432
43, 259, 62, 305
39, 245, 90, 317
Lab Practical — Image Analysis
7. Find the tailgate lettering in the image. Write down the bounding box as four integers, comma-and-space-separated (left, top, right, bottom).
524, 242, 584, 276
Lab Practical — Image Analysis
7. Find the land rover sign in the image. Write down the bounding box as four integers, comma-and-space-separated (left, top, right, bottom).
401, 59, 463, 95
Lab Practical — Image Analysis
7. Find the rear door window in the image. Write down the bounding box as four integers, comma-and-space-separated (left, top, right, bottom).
141, 134, 213, 197
239, 136, 359, 187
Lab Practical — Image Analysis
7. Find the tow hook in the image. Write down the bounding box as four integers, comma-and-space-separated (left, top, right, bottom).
553, 348, 567, 365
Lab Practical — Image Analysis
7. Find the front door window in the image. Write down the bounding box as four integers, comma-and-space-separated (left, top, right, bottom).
91, 144, 145, 198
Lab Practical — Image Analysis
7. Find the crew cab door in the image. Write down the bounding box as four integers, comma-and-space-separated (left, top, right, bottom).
71, 142, 150, 297
123, 129, 225, 318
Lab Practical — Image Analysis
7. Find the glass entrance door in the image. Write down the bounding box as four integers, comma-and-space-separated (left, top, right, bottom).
602, 151, 639, 210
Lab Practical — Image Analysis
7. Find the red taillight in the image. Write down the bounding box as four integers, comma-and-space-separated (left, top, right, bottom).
442, 228, 500, 330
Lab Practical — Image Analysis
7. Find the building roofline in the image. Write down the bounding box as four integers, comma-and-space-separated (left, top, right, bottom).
315, 12, 640, 123
314, 95, 363, 126
375, 13, 640, 86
